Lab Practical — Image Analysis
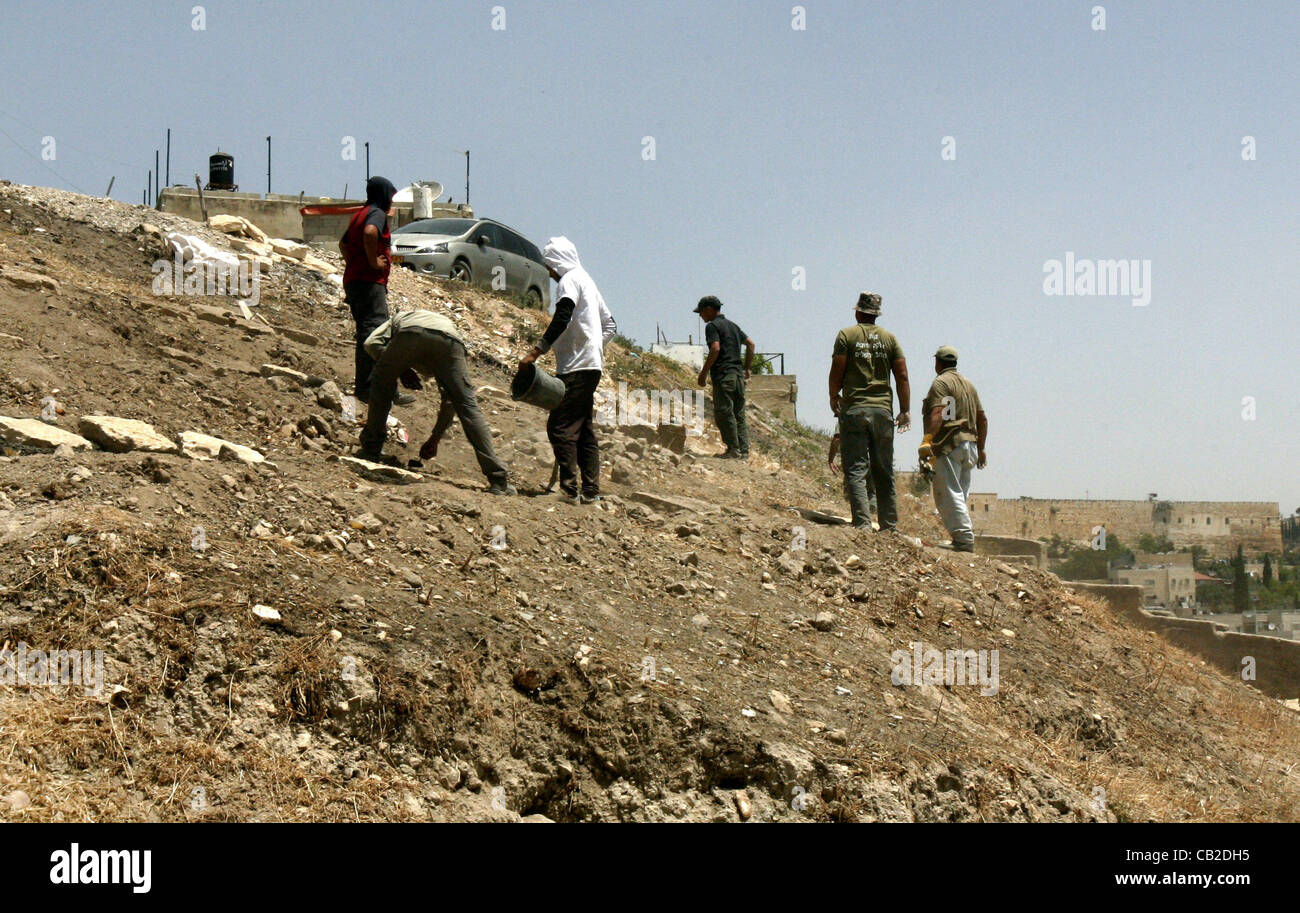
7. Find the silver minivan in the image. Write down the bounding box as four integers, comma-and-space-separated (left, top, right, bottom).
391, 217, 551, 309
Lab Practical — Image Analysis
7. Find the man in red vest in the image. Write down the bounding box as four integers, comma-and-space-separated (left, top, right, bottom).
339, 176, 411, 405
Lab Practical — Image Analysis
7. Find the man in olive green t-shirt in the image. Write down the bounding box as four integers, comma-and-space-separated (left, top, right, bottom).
827, 292, 910, 530
918, 345, 988, 551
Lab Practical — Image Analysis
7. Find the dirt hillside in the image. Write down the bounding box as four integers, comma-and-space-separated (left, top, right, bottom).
2, 181, 1298, 822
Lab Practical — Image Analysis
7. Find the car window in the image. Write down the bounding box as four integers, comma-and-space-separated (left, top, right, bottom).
497, 228, 528, 258
394, 218, 476, 235
470, 223, 499, 247
521, 238, 544, 265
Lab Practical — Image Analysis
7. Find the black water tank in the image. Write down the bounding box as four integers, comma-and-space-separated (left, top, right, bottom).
208, 152, 234, 189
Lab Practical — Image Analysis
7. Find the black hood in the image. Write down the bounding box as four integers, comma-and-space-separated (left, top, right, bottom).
365, 176, 397, 211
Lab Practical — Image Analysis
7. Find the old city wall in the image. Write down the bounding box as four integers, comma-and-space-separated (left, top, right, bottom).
969, 495, 1281, 558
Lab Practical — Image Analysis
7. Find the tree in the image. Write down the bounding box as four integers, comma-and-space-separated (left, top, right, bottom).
1263, 553, 1273, 588
1136, 533, 1175, 554
1232, 545, 1250, 612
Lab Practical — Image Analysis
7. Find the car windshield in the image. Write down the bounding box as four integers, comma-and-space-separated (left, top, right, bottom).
394, 218, 477, 236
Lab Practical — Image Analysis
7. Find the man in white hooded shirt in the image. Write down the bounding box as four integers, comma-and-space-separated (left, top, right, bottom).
520, 237, 617, 502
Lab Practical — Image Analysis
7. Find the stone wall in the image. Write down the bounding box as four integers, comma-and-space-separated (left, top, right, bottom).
1067, 581, 1300, 699
747, 374, 798, 422
970, 494, 1281, 558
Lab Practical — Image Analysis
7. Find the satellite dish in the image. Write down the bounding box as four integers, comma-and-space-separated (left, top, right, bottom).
394, 181, 444, 204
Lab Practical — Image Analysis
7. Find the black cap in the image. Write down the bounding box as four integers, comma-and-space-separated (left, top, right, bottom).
694, 295, 722, 314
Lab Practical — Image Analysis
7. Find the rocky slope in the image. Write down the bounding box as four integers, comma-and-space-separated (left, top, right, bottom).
2, 180, 1298, 822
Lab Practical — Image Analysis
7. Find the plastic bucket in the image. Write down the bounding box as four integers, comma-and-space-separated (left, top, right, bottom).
511, 362, 566, 411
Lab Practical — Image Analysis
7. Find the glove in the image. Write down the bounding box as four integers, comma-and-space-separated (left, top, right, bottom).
918, 434, 935, 463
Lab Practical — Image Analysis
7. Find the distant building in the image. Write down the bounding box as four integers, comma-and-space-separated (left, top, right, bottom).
649, 341, 706, 371
1109, 552, 1197, 609
1204, 610, 1300, 641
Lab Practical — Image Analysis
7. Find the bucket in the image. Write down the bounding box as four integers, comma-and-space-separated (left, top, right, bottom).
511, 362, 565, 411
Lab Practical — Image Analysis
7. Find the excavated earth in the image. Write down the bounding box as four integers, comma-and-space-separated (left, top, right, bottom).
2, 181, 1299, 823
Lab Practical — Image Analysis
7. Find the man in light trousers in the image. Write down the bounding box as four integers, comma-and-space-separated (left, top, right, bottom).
919, 346, 988, 551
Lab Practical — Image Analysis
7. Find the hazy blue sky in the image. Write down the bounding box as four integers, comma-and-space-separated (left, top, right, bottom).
2, 0, 1296, 513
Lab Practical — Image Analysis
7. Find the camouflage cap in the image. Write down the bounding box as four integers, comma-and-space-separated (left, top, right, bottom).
855, 292, 882, 314
935, 345, 959, 364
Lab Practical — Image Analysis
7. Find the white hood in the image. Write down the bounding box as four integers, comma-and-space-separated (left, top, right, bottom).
539, 236, 616, 375
543, 236, 581, 277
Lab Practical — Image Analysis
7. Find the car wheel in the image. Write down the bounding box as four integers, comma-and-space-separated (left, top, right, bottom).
450, 259, 472, 282
524, 287, 542, 309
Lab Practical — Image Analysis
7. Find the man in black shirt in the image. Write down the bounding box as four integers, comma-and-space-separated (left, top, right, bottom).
695, 295, 755, 459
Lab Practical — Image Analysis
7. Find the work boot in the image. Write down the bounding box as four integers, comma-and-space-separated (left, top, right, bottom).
488, 482, 518, 497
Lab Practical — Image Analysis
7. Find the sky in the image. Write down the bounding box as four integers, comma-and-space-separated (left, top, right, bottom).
1, 0, 1296, 513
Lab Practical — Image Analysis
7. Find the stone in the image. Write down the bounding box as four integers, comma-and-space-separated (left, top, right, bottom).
4, 790, 32, 812
657, 423, 688, 454
269, 238, 311, 260
340, 456, 423, 485
791, 507, 850, 526
777, 551, 807, 577
691, 613, 710, 627
316, 381, 345, 412
630, 491, 716, 516
259, 364, 310, 385
276, 326, 321, 347
158, 346, 201, 365
621, 422, 659, 443
812, 612, 836, 632
349, 512, 385, 532
0, 416, 92, 452
208, 214, 268, 242
0, 268, 60, 294
251, 604, 281, 624
179, 431, 265, 463
734, 790, 752, 821
769, 690, 794, 715
610, 459, 635, 484
228, 236, 273, 257
77, 416, 178, 453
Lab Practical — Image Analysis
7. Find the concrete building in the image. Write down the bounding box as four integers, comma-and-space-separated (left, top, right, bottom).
158, 186, 471, 249
1110, 553, 1197, 609
650, 341, 706, 371
968, 494, 1282, 558
650, 340, 799, 422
